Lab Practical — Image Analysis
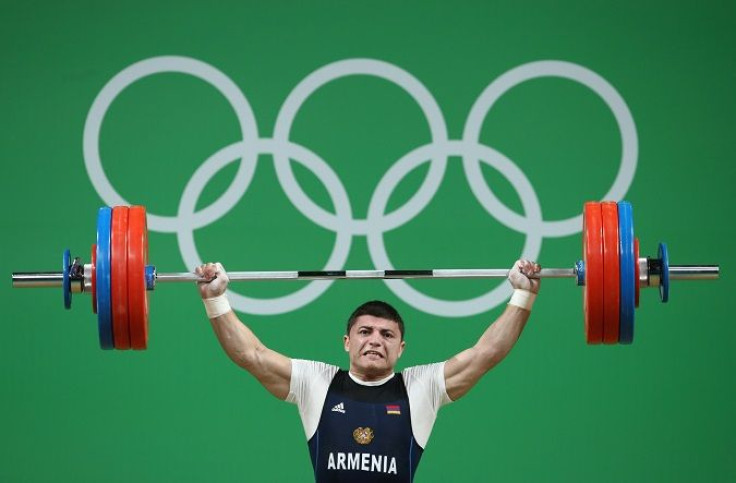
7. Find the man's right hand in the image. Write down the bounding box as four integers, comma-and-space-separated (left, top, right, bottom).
195, 262, 230, 299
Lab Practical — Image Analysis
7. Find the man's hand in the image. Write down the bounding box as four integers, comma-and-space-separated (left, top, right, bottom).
195, 262, 230, 299
508, 259, 541, 294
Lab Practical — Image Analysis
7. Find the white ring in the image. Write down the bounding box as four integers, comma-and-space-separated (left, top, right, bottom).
463, 60, 637, 237
367, 140, 543, 317
273, 58, 449, 235
176, 139, 353, 314
83, 55, 259, 233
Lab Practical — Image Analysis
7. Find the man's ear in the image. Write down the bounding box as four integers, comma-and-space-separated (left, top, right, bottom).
343, 335, 350, 352
398, 340, 406, 358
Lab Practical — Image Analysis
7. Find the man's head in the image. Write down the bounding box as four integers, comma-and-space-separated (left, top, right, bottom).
344, 301, 406, 380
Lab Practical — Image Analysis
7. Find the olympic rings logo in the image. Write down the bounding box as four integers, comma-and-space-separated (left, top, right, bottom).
83, 56, 637, 317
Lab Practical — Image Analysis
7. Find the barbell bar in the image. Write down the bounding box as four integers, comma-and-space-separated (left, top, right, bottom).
12, 263, 714, 285
10, 202, 720, 349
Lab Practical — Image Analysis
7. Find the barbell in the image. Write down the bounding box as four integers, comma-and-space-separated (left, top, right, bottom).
11, 201, 719, 350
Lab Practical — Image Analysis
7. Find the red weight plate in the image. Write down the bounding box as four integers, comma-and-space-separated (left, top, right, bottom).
111, 207, 131, 350
601, 202, 620, 344
128, 206, 149, 350
91, 244, 97, 315
583, 202, 604, 344
634, 237, 640, 308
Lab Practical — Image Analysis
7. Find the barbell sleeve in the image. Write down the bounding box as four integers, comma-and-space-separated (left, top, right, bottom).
666, 266, 720, 280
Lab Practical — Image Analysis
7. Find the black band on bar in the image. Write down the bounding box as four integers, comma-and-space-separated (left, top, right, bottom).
384, 270, 434, 278
294, 270, 435, 279
298, 271, 347, 278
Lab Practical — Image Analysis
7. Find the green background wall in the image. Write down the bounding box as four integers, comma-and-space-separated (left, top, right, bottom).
2, 1, 734, 481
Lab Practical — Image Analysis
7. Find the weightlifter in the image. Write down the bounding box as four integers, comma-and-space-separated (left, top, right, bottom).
195, 259, 541, 482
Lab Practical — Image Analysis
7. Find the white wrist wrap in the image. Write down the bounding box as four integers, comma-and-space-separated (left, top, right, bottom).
203, 294, 231, 319
508, 289, 536, 311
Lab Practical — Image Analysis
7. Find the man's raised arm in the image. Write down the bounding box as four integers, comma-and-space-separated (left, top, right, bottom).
444, 259, 541, 401
196, 262, 292, 400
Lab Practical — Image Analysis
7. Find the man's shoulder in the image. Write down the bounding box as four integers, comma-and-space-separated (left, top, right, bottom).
401, 361, 445, 375
291, 358, 341, 369
400, 362, 445, 383
291, 359, 341, 381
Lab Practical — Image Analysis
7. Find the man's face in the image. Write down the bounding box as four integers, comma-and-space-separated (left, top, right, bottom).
344, 315, 405, 380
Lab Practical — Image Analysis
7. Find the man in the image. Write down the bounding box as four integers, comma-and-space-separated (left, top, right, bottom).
195, 259, 541, 482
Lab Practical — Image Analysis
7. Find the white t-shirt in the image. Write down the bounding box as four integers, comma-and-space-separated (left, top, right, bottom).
286, 360, 453, 449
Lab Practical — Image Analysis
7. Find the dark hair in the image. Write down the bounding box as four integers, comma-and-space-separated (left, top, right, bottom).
346, 300, 405, 340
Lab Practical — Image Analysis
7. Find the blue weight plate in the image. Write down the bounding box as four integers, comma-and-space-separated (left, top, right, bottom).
63, 249, 71, 309
96, 207, 114, 350
659, 242, 669, 303
618, 201, 635, 344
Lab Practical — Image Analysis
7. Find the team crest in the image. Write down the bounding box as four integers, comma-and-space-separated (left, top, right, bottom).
353, 427, 374, 445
